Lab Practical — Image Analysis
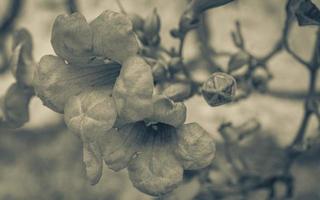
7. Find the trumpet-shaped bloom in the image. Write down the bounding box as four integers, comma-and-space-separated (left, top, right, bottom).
33, 10, 216, 196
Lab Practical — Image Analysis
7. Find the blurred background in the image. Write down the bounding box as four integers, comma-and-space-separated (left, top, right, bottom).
0, 0, 320, 199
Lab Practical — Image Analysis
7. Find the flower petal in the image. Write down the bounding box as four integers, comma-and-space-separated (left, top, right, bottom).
112, 56, 153, 125
2, 83, 33, 128
90, 10, 139, 64
51, 13, 93, 64
10, 44, 35, 87
174, 123, 216, 170
33, 55, 120, 113
82, 141, 103, 185
10, 29, 35, 87
64, 87, 117, 140
128, 127, 183, 196
98, 122, 144, 171
148, 95, 186, 127
12, 28, 33, 54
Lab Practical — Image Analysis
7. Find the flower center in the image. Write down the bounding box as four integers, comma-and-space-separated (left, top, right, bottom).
85, 57, 122, 87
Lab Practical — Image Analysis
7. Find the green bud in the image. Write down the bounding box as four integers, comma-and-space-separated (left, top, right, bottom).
295, 0, 320, 26
162, 82, 192, 102
128, 13, 145, 31
202, 72, 236, 107
251, 68, 271, 92
143, 8, 161, 46
228, 51, 250, 72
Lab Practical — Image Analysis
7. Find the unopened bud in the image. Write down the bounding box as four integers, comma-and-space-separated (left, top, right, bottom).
251, 68, 271, 92
162, 82, 192, 102
179, 10, 199, 34
143, 8, 161, 46
128, 13, 144, 31
228, 51, 250, 72
202, 72, 236, 107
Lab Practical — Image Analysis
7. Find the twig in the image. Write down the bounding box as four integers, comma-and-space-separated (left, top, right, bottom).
0, 0, 22, 37
66, 0, 78, 14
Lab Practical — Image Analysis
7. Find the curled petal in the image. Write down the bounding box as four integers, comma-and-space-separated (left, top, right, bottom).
51, 13, 93, 64
64, 87, 117, 141
83, 141, 103, 185
10, 44, 35, 87
128, 131, 183, 196
174, 123, 216, 170
148, 95, 186, 127
12, 28, 33, 54
98, 123, 144, 171
10, 29, 35, 87
2, 83, 33, 128
33, 55, 120, 113
113, 56, 153, 125
90, 10, 139, 64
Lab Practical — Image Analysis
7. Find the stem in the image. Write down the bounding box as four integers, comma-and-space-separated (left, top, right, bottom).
115, 0, 127, 14
66, 0, 78, 14
0, 0, 22, 37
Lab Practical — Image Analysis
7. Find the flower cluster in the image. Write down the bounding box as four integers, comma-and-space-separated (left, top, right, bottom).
32, 10, 216, 195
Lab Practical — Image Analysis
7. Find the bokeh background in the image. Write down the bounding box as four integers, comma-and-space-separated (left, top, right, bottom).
0, 0, 320, 199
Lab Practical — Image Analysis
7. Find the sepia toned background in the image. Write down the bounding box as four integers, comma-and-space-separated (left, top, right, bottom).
0, 0, 319, 199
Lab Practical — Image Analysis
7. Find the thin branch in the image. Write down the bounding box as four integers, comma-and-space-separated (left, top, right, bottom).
0, 0, 22, 37
66, 0, 78, 14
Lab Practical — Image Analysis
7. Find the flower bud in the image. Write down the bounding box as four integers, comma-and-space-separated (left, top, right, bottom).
190, 0, 234, 14
128, 13, 144, 31
251, 68, 271, 93
143, 8, 161, 45
162, 82, 192, 102
168, 57, 183, 73
2, 83, 33, 128
12, 28, 33, 54
228, 51, 250, 72
202, 72, 236, 107
10, 29, 35, 87
179, 10, 199, 34
152, 61, 167, 81
295, 0, 320, 26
